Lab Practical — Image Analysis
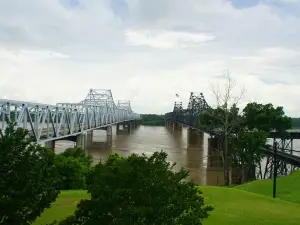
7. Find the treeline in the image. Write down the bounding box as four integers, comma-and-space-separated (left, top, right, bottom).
292, 118, 300, 128
141, 114, 165, 126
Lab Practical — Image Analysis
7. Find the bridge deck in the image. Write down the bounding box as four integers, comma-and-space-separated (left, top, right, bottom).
260, 148, 300, 167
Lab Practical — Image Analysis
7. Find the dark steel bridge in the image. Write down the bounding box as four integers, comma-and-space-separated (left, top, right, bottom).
165, 92, 300, 179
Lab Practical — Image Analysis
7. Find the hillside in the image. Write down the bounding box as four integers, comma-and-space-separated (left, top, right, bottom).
34, 174, 300, 224
236, 170, 300, 204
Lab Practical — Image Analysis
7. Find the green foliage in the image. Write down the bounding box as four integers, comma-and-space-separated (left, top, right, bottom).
61, 147, 93, 167
55, 148, 92, 190
199, 105, 241, 134
59, 151, 213, 225
242, 102, 292, 133
230, 130, 269, 180
0, 122, 60, 225
291, 118, 300, 128
54, 155, 88, 190
141, 114, 165, 126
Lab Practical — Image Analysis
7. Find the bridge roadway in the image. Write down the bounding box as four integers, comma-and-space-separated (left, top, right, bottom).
0, 89, 141, 144
260, 147, 300, 167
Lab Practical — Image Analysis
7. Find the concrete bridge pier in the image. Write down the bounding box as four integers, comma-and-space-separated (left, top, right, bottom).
206, 137, 249, 185
76, 133, 88, 153
44, 140, 55, 152
173, 123, 182, 132
106, 125, 112, 148
117, 121, 131, 134
87, 126, 113, 149
87, 130, 93, 145
166, 120, 174, 130
187, 128, 204, 148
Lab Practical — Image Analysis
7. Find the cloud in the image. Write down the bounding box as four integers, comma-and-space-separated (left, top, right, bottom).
0, 0, 300, 117
125, 29, 215, 49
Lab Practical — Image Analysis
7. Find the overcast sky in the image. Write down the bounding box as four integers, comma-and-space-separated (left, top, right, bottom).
1, 0, 300, 115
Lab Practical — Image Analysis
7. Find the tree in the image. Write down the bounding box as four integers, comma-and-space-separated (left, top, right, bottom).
0, 122, 60, 225
54, 155, 88, 190
207, 72, 245, 185
61, 147, 93, 168
240, 102, 292, 179
55, 148, 92, 190
59, 151, 213, 225
242, 102, 292, 133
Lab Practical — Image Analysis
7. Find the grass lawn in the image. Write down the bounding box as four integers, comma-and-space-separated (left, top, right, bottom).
202, 186, 300, 225
235, 170, 300, 204
34, 182, 300, 224
33, 190, 89, 225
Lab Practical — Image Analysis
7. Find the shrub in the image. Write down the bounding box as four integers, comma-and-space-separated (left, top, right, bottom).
59, 151, 213, 225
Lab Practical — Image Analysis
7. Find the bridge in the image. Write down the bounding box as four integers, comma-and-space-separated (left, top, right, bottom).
165, 92, 300, 180
0, 89, 141, 151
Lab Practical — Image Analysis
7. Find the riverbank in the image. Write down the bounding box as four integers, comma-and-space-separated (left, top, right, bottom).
140, 114, 165, 126
34, 171, 300, 225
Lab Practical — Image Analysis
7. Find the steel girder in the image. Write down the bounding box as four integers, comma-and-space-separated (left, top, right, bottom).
0, 89, 140, 142
258, 138, 299, 179
166, 92, 211, 128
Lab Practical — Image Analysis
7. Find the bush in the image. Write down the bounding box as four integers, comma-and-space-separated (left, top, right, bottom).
54, 148, 92, 190
59, 151, 213, 225
0, 122, 60, 225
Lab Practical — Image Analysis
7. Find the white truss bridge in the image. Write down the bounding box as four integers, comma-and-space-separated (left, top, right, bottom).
0, 89, 141, 142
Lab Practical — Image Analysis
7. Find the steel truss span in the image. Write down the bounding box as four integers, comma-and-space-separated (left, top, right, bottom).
0, 89, 141, 142
166, 92, 211, 128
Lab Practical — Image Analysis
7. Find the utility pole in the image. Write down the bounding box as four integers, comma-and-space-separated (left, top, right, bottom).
273, 141, 277, 198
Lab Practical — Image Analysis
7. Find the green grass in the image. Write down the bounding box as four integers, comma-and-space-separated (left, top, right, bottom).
33, 190, 89, 225
202, 186, 300, 225
34, 187, 300, 225
236, 170, 300, 204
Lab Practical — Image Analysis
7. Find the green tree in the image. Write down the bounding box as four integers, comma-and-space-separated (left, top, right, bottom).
0, 122, 60, 225
242, 102, 292, 133
61, 147, 93, 168
59, 151, 213, 225
55, 148, 92, 190
239, 102, 292, 180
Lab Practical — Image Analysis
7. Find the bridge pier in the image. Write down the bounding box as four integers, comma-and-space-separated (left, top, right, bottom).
87, 130, 93, 145
187, 128, 204, 148
76, 133, 88, 153
166, 120, 174, 129
206, 137, 249, 185
173, 123, 182, 132
44, 140, 55, 152
117, 121, 131, 134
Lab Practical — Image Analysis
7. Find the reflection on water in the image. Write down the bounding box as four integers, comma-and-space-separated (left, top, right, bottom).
55, 125, 226, 185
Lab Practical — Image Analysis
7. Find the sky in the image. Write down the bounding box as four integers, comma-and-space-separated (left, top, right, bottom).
0, 0, 300, 116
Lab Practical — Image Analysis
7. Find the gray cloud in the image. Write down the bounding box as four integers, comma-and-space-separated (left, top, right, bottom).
0, 0, 300, 116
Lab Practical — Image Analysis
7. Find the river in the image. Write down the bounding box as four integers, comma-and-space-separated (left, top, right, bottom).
54, 125, 226, 186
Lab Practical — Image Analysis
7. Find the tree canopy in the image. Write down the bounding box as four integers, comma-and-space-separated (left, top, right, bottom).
59, 151, 213, 225
199, 101, 292, 183
0, 122, 60, 225
55, 147, 92, 190
242, 102, 292, 133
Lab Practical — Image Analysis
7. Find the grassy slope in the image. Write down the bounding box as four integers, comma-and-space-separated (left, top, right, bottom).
34, 184, 300, 225
33, 190, 89, 225
236, 170, 300, 204
202, 186, 300, 225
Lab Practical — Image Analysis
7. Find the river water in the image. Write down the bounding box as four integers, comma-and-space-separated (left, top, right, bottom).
54, 125, 226, 186
52, 125, 300, 185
